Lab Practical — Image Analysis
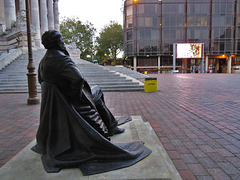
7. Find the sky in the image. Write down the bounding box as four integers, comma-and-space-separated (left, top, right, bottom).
58, 0, 124, 33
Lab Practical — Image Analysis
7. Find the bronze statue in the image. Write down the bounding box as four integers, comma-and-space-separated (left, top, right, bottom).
32, 30, 151, 175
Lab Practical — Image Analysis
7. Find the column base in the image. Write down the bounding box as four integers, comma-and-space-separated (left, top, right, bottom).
27, 97, 40, 105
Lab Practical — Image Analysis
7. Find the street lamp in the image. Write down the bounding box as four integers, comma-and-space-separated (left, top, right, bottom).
25, 0, 40, 105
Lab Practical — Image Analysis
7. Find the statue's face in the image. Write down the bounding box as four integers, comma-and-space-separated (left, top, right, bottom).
58, 36, 66, 50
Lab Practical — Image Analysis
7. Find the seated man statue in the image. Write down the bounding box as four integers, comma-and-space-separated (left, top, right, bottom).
32, 30, 151, 175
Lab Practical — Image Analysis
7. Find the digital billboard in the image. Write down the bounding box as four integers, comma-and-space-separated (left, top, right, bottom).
176, 43, 203, 58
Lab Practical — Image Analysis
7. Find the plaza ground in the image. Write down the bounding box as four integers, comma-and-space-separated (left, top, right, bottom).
1, 73, 240, 179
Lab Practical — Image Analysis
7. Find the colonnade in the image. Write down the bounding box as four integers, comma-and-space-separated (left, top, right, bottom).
0, 0, 60, 47
133, 55, 232, 74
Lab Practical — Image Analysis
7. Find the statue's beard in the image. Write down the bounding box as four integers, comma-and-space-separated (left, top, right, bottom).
57, 40, 66, 51
58, 42, 69, 56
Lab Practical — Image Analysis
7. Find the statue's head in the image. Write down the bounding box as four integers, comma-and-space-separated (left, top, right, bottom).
42, 30, 66, 50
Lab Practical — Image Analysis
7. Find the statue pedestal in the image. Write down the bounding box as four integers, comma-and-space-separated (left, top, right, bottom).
0, 116, 181, 180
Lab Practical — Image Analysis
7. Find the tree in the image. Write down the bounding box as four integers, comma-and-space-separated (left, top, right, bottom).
60, 17, 96, 60
96, 21, 124, 65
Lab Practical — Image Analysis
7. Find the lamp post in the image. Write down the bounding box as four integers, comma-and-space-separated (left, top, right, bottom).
25, 0, 40, 105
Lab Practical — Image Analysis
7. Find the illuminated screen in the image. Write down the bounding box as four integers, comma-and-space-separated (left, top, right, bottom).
176, 43, 203, 58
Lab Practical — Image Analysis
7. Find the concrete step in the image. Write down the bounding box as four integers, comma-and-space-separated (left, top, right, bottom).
0, 116, 182, 180
0, 50, 145, 93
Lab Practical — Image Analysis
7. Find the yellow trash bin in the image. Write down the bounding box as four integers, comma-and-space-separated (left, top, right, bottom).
144, 77, 157, 93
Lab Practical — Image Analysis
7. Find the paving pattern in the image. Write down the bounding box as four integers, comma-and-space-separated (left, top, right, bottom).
1, 73, 240, 180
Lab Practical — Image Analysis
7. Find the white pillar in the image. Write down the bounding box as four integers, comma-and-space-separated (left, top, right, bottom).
40, 0, 48, 34
158, 56, 161, 74
201, 58, 204, 73
31, 0, 41, 47
0, 0, 6, 32
133, 56, 137, 71
173, 43, 176, 73
54, 0, 59, 31
19, 0, 26, 11
48, 0, 54, 30
228, 56, 232, 74
205, 56, 208, 73
17, 0, 26, 28
4, 0, 16, 29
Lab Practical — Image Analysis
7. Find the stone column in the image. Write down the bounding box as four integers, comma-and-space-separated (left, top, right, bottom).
40, 0, 48, 34
173, 43, 176, 73
201, 58, 204, 73
48, 0, 54, 30
17, 0, 26, 29
0, 0, 6, 32
228, 55, 232, 73
158, 56, 161, 74
4, 0, 16, 30
133, 56, 137, 71
19, 0, 26, 11
205, 56, 208, 73
31, 0, 41, 47
54, 0, 59, 31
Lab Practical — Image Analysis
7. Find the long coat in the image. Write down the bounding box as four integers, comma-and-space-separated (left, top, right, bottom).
33, 49, 151, 175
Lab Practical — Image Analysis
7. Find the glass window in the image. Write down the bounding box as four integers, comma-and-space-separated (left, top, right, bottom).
145, 17, 152, 27
151, 29, 158, 39
212, 16, 219, 26
127, 31, 133, 40
126, 16, 133, 28
137, 17, 145, 27
145, 4, 157, 14
213, 28, 220, 38
226, 41, 231, 51
137, 30, 145, 40
162, 0, 184, 3
238, 3, 240, 13
220, 42, 224, 51
137, 17, 156, 27
137, 41, 145, 54
225, 28, 231, 39
188, 0, 209, 2
138, 4, 144, 14
188, 3, 209, 15
237, 27, 240, 38
145, 29, 151, 39
126, 6, 133, 16
213, 4, 221, 14
127, 43, 132, 52
163, 4, 184, 14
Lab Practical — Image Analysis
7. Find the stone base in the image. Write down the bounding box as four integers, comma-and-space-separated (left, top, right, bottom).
0, 116, 182, 180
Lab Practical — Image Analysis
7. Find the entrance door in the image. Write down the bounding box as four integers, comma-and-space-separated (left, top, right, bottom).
219, 59, 227, 73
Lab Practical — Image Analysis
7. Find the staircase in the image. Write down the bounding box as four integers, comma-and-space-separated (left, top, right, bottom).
0, 50, 146, 93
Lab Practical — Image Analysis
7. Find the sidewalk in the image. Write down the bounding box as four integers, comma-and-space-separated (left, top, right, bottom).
1, 73, 240, 179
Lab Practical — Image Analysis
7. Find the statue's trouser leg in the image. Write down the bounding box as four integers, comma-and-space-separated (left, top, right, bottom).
91, 86, 118, 130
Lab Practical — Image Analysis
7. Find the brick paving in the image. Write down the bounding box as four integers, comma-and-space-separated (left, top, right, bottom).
1, 73, 240, 180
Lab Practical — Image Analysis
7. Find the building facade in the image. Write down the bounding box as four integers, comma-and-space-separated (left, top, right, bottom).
124, 0, 240, 73
0, 0, 60, 51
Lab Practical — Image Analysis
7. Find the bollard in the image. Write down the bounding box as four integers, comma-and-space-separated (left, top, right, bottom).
144, 77, 157, 93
